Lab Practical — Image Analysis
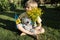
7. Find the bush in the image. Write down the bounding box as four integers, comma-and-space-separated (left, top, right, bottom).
0, 0, 10, 11
0, 0, 23, 11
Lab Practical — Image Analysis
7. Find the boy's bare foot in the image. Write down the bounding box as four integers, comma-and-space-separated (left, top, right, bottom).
20, 33, 26, 36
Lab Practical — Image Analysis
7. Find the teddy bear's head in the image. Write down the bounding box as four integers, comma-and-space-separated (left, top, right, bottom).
22, 18, 31, 25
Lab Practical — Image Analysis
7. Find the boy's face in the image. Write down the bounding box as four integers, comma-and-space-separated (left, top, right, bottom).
25, 6, 32, 11
25, 4, 38, 11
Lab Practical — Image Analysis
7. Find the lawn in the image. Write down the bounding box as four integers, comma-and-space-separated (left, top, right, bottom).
0, 6, 60, 40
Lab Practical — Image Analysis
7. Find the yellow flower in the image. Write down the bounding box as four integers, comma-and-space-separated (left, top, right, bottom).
16, 18, 21, 24
26, 8, 43, 22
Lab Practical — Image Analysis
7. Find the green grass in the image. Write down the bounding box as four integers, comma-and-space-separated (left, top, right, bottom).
0, 7, 60, 40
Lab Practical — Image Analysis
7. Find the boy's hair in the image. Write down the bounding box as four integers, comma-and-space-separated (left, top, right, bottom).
25, 0, 38, 8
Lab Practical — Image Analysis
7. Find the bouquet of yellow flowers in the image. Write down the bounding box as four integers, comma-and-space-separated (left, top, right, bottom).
26, 8, 43, 22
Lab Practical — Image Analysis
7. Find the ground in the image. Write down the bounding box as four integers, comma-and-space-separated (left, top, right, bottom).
0, 6, 60, 40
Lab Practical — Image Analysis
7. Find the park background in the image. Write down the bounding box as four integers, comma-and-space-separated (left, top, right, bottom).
0, 0, 60, 40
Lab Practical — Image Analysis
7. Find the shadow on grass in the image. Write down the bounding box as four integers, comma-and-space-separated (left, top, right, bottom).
0, 9, 25, 35
0, 18, 22, 35
0, 9, 25, 18
41, 6, 60, 29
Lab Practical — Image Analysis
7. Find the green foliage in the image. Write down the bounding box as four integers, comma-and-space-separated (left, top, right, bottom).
0, 0, 60, 11
13, 0, 22, 9
0, 0, 10, 11
0, 0, 23, 11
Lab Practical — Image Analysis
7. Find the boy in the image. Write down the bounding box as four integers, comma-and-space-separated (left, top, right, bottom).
16, 0, 45, 36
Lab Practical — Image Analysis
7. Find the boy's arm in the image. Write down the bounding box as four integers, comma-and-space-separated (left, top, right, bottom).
17, 24, 34, 35
36, 16, 42, 27
35, 16, 42, 30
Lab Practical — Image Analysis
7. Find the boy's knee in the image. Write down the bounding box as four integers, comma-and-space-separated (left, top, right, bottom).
40, 28, 45, 34
37, 28, 45, 34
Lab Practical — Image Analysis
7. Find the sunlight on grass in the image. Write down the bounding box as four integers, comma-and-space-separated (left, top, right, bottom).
0, 15, 15, 21
0, 27, 17, 40
0, 23, 6, 26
